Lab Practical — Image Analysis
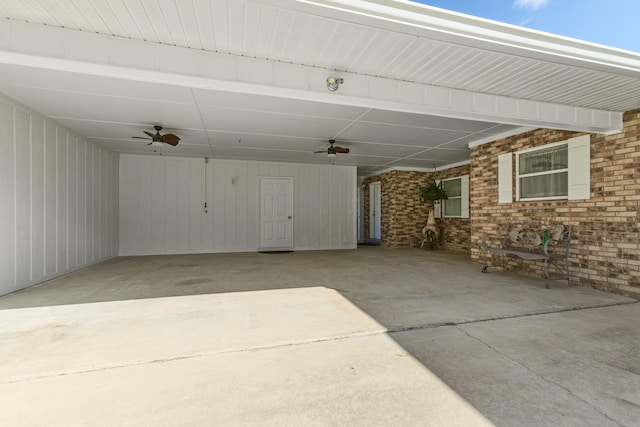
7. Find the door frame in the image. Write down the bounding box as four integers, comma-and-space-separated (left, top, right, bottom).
369, 181, 381, 240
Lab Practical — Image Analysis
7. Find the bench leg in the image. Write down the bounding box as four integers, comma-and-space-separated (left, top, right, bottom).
481, 248, 490, 273
544, 258, 550, 289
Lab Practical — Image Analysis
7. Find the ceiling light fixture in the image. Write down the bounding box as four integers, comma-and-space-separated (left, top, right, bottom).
326, 77, 344, 91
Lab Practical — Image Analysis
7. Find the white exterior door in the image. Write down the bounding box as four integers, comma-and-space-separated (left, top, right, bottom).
369, 182, 381, 240
260, 177, 293, 250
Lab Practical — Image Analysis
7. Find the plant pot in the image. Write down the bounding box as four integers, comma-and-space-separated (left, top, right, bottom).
427, 208, 435, 226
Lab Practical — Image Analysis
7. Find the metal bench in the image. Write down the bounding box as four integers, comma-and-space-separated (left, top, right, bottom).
481, 225, 571, 288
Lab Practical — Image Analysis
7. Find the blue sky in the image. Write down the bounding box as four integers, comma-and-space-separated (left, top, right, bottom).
410, 0, 640, 53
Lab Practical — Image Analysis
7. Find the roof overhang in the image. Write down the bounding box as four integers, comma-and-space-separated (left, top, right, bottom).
0, 0, 637, 172
0, 19, 624, 134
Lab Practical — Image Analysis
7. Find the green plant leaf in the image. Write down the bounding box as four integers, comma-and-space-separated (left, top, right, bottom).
419, 180, 448, 203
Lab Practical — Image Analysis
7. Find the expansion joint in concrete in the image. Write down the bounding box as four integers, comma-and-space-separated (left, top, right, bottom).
388, 300, 639, 333
1, 330, 387, 385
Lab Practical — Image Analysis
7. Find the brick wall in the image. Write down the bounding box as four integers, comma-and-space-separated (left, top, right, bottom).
436, 165, 472, 251
470, 109, 640, 298
363, 171, 427, 247
363, 165, 471, 250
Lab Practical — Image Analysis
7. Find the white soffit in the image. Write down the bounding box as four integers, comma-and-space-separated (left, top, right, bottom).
0, 17, 625, 134
0, 0, 638, 172
0, 0, 637, 113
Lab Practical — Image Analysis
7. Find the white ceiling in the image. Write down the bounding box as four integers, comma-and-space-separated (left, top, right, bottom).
0, 0, 639, 174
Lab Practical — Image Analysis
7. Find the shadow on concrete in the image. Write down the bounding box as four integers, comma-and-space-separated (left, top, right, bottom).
0, 247, 638, 425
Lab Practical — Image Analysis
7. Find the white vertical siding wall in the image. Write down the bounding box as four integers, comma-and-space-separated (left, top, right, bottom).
119, 155, 357, 255
0, 94, 119, 296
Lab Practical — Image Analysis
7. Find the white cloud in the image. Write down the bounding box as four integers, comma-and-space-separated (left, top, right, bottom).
513, 0, 549, 10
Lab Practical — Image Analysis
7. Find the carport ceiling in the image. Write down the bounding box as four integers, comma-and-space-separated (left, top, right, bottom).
0, 0, 639, 174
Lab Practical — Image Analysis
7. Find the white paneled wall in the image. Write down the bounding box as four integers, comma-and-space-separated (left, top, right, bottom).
0, 94, 119, 296
119, 155, 357, 255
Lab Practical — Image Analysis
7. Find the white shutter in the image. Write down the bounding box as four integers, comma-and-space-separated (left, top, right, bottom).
498, 153, 512, 203
434, 201, 441, 218
461, 175, 469, 218
568, 134, 590, 200
434, 179, 441, 218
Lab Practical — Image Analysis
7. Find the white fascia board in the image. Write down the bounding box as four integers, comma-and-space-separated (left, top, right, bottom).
358, 160, 471, 178
0, 20, 623, 134
361, 166, 435, 178
434, 159, 471, 172
271, 0, 640, 77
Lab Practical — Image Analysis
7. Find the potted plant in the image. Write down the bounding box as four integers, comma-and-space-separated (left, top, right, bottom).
418, 180, 448, 249
419, 179, 448, 224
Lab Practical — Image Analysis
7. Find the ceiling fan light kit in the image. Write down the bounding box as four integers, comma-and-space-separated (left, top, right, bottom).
326, 77, 344, 91
151, 141, 163, 154
314, 139, 349, 164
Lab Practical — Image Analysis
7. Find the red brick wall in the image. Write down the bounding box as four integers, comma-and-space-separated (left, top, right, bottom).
470, 109, 640, 298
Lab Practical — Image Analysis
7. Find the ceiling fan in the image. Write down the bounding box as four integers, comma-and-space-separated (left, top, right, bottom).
314, 139, 350, 157
132, 125, 180, 152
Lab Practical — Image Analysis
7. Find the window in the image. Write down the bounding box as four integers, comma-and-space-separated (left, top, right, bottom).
443, 178, 461, 216
498, 134, 590, 203
439, 175, 469, 218
517, 142, 568, 200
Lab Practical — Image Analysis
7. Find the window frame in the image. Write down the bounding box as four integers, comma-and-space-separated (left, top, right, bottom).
441, 176, 462, 218
439, 175, 469, 218
498, 134, 590, 204
515, 140, 569, 202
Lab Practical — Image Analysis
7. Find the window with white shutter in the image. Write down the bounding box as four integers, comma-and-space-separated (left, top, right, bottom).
500, 134, 590, 203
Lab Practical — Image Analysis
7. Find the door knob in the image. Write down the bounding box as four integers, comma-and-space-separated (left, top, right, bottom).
288, 216, 292, 219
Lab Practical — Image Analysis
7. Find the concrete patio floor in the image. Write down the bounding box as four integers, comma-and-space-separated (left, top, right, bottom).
0, 247, 638, 426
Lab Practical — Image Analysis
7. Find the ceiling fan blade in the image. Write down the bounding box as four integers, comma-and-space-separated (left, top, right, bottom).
162, 133, 180, 146
313, 149, 327, 154
334, 146, 349, 153
132, 136, 151, 140
143, 130, 155, 138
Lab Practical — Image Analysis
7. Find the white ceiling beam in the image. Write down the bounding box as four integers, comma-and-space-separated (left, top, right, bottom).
0, 20, 622, 134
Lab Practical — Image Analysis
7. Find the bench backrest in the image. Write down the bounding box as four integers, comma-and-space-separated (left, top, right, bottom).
503, 224, 571, 257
